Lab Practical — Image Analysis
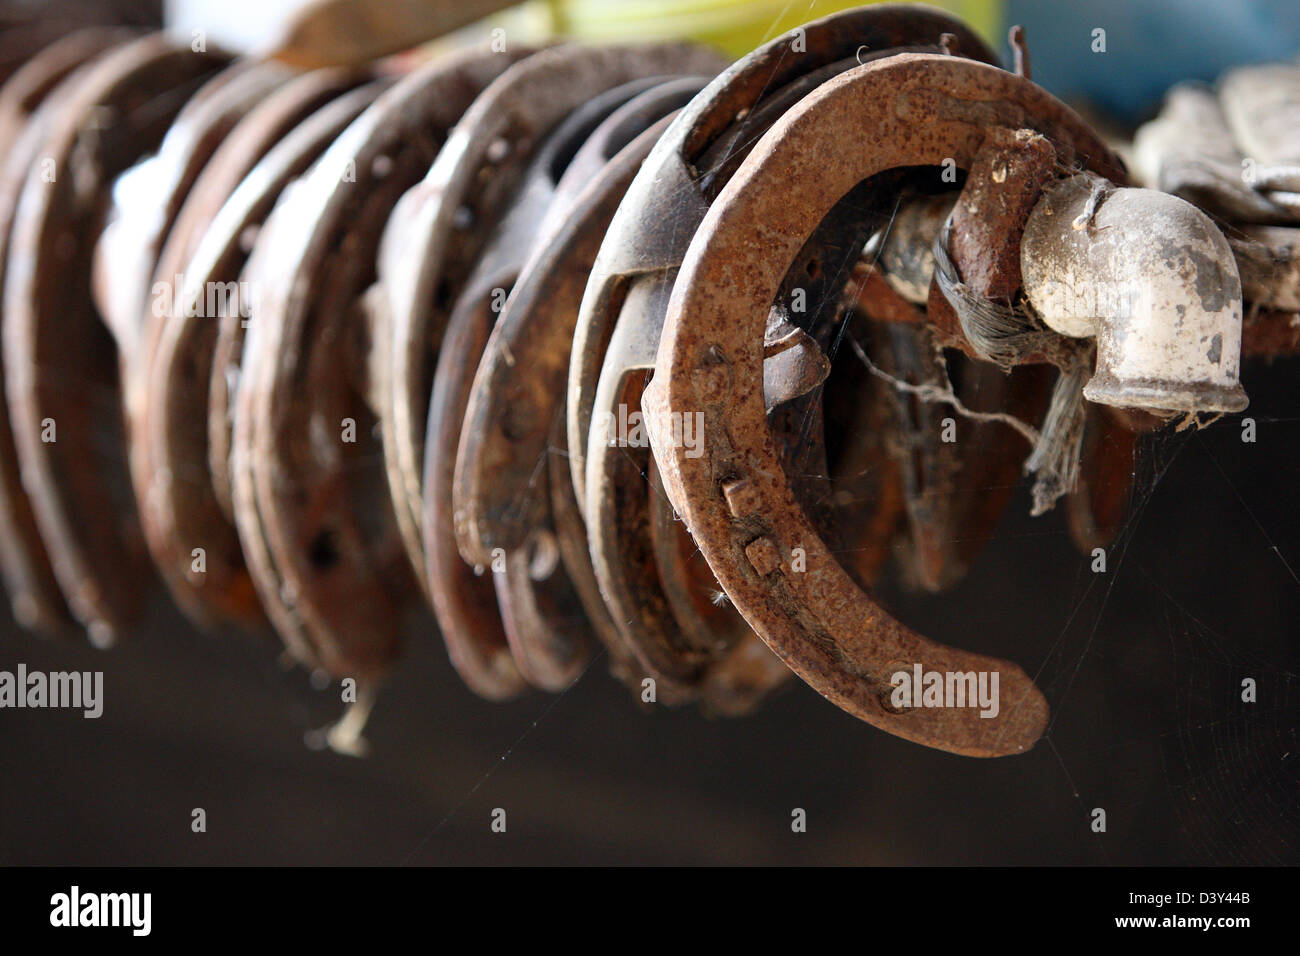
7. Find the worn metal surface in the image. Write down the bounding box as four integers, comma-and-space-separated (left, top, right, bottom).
62, 58, 291, 633
568, 5, 997, 710
454, 77, 710, 564
645, 53, 1131, 755
435, 77, 671, 692
94, 60, 289, 359
898, 127, 1059, 584
0, 6, 1285, 759
140, 73, 376, 634
232, 47, 519, 681
568, 5, 998, 505
1219, 63, 1300, 206
1022, 172, 1249, 415
1134, 81, 1299, 225
377, 43, 722, 697
0, 28, 130, 635
1230, 224, 1300, 313
454, 78, 713, 694
2, 35, 225, 645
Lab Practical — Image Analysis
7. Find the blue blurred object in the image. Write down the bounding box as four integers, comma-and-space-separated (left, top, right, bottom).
1006, 0, 1300, 122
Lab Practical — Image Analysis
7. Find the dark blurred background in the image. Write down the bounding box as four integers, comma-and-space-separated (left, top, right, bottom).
1, 359, 1294, 866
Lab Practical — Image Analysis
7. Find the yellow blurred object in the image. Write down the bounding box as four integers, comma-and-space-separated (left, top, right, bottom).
547, 0, 1002, 56
267, 0, 1004, 69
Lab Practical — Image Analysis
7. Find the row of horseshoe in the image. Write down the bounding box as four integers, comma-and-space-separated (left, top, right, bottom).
0, 5, 1178, 756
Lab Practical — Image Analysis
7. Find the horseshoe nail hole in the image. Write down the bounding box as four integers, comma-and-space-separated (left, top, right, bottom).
500, 400, 535, 441
491, 650, 517, 680
433, 278, 453, 312
486, 137, 511, 163
308, 528, 341, 571
878, 662, 916, 715
805, 258, 820, 279
453, 205, 475, 230
879, 688, 912, 715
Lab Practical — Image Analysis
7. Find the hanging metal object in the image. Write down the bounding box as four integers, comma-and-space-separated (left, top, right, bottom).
643, 52, 1127, 755
0, 5, 1290, 760
141, 72, 378, 634
231, 47, 525, 681
0, 28, 130, 635
3, 34, 225, 646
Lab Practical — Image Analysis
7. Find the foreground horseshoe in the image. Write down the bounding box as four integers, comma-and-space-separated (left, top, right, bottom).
138, 72, 375, 632
233, 47, 522, 681
645, 53, 1126, 756
0, 28, 128, 634
567, 5, 995, 698
566, 5, 997, 504
85, 59, 289, 629
2, 35, 225, 645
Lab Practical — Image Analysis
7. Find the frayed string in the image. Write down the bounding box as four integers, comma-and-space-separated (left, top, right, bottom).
931, 219, 1092, 515
1024, 354, 1090, 515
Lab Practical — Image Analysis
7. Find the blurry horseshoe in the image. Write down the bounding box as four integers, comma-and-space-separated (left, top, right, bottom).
875, 323, 1054, 592
139, 71, 376, 632
453, 76, 716, 563
0, 28, 130, 154
2, 34, 225, 645
73, 59, 289, 632
232, 47, 522, 681
645, 53, 1124, 756
0, 28, 128, 633
816, 316, 909, 590
206, 78, 386, 527
94, 60, 290, 362
453, 76, 716, 691
439, 80, 655, 691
